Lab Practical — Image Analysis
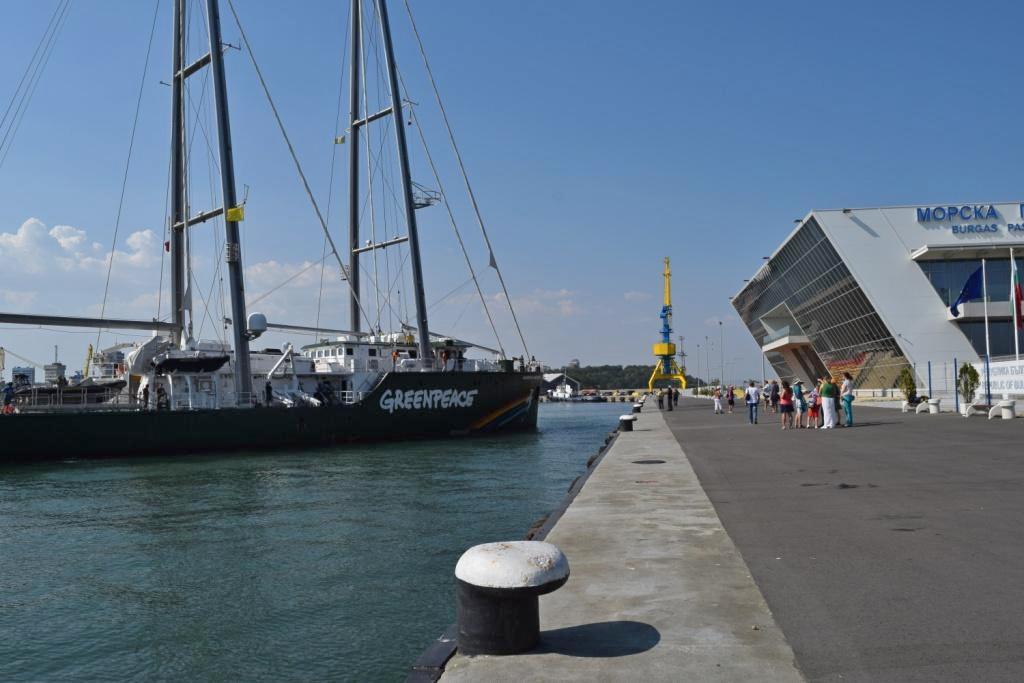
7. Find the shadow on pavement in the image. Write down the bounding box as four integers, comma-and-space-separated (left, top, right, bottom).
531, 620, 660, 657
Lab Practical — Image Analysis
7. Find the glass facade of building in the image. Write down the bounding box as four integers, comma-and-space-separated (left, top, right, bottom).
732, 218, 908, 388
916, 258, 1023, 358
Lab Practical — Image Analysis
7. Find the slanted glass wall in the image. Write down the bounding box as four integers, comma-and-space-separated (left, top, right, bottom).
732, 218, 907, 388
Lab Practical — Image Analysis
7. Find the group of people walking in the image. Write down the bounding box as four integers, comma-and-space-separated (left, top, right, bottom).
739, 373, 855, 429
657, 387, 680, 410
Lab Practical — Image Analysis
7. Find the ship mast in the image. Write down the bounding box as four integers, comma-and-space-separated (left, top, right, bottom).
346, 0, 362, 334
170, 0, 186, 343
169, 0, 253, 402
206, 0, 253, 401
347, 0, 433, 362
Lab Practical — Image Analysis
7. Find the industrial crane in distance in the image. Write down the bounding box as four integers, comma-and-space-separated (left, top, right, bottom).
647, 257, 688, 392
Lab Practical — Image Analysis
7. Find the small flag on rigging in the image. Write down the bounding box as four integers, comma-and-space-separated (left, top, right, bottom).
488, 251, 497, 269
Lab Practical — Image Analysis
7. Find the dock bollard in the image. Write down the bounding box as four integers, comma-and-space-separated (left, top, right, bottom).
632, 403, 642, 414
454, 541, 569, 655
619, 414, 637, 432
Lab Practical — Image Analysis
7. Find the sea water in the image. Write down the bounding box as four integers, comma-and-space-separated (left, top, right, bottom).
0, 402, 624, 682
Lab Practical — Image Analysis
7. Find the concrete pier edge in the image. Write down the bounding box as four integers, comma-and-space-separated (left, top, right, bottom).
406, 428, 622, 682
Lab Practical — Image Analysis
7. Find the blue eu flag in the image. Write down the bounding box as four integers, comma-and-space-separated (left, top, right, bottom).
950, 266, 984, 317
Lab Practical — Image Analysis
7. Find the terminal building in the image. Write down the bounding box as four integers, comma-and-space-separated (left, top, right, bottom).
732, 202, 1024, 390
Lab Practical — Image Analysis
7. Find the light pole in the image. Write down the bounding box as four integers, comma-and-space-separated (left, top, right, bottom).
719, 321, 724, 392
696, 344, 701, 395
705, 335, 710, 389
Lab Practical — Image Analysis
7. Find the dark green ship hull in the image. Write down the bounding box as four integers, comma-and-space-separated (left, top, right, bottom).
8, 371, 542, 462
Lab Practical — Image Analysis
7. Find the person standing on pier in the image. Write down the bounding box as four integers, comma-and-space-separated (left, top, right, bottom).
657, 390, 665, 410
841, 372, 855, 427
769, 380, 780, 414
745, 381, 761, 425
727, 385, 735, 413
807, 382, 821, 428
779, 380, 794, 429
820, 376, 838, 429
713, 387, 722, 414
792, 379, 805, 427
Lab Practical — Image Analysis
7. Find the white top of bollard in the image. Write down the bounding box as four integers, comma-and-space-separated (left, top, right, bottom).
455, 541, 569, 589
619, 414, 637, 421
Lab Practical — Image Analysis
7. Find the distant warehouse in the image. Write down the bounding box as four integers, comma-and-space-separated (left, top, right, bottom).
732, 202, 1024, 390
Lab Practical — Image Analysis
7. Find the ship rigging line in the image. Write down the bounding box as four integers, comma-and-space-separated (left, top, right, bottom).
402, 0, 530, 359
405, 101, 506, 358
95, 0, 162, 352
224, 0, 371, 326
316, 5, 352, 340
0, 0, 73, 172
0, 1, 66, 139
247, 254, 333, 308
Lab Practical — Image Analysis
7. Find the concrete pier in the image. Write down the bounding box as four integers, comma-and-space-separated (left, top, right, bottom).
439, 408, 802, 681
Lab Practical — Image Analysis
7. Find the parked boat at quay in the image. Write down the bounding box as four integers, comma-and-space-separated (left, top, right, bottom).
0, 0, 540, 460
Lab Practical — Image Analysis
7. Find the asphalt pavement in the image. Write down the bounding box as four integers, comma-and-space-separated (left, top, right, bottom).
664, 400, 1024, 682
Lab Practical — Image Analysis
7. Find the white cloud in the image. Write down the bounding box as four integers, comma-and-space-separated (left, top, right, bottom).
0, 218, 51, 273
50, 225, 86, 251
496, 288, 581, 318
76, 229, 158, 271
623, 290, 652, 302
0, 218, 159, 274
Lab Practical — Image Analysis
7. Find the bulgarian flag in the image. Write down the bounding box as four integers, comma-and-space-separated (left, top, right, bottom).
1013, 250, 1023, 330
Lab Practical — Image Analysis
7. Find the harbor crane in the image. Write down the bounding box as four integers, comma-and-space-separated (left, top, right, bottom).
647, 257, 688, 391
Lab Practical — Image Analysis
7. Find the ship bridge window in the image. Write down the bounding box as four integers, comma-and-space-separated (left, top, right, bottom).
346, 348, 354, 355
368, 348, 377, 357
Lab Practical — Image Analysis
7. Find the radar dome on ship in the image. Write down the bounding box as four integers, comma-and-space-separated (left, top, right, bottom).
247, 313, 267, 339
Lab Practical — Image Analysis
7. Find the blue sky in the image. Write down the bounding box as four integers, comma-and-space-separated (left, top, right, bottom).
1, 0, 1023, 383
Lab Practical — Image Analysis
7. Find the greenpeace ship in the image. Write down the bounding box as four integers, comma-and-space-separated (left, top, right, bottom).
0, 0, 540, 461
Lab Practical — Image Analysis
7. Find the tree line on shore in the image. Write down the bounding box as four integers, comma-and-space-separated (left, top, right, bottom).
555, 364, 702, 389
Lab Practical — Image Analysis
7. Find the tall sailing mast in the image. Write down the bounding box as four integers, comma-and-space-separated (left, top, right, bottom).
169, 0, 253, 402
347, 0, 433, 362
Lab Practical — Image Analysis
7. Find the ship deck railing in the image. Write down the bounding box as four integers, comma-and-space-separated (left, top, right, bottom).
15, 388, 140, 413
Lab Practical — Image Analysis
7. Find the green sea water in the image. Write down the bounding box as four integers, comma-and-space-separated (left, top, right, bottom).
0, 402, 624, 682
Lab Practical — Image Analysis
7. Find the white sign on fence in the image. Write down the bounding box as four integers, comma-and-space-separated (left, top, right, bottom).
973, 359, 1024, 397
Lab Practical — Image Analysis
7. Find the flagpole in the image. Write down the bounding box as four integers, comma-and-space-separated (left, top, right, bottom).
1012, 247, 1020, 362
983, 258, 991, 404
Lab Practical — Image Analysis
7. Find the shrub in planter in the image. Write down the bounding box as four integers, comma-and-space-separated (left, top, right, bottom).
957, 363, 980, 406
896, 367, 917, 403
